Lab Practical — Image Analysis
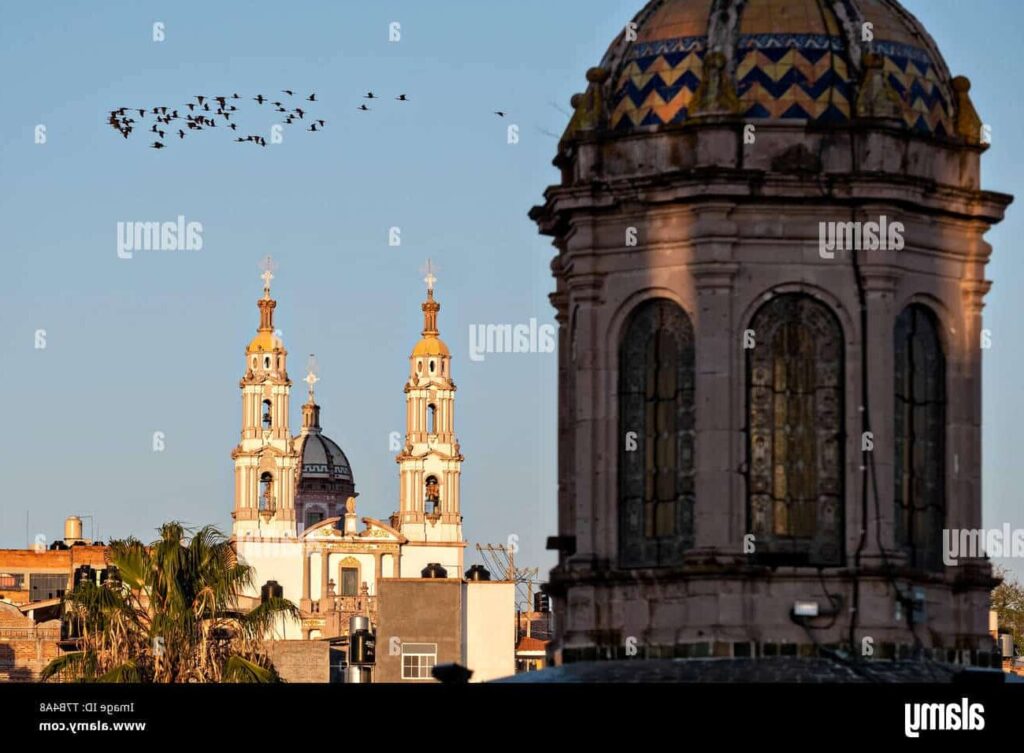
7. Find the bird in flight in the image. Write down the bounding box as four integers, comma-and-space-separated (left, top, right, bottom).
364, 92, 377, 99
494, 111, 506, 117
109, 89, 325, 149
357, 104, 370, 111
396, 94, 408, 101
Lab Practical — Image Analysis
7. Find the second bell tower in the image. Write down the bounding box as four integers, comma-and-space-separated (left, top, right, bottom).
394, 267, 465, 576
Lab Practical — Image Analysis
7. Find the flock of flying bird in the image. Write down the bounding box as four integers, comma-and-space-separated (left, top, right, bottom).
107, 90, 327, 149
107, 90, 509, 149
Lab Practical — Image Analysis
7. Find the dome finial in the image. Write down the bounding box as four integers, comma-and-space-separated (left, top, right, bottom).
300, 354, 322, 433
423, 258, 437, 294
259, 254, 277, 299
304, 354, 320, 403
254, 255, 280, 336
420, 259, 441, 337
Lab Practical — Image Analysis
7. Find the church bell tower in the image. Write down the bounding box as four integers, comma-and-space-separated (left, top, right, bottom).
395, 265, 465, 575
231, 257, 299, 538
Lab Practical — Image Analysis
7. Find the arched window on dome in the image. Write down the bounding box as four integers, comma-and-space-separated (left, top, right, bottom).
259, 472, 274, 511
262, 400, 272, 429
747, 294, 844, 566
618, 299, 695, 568
894, 304, 946, 571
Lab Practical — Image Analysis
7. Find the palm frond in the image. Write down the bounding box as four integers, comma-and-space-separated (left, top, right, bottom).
40, 650, 98, 682
96, 661, 141, 683
223, 655, 280, 683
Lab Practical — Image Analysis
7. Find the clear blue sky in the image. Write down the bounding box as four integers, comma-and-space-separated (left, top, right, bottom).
0, 1, 1020, 581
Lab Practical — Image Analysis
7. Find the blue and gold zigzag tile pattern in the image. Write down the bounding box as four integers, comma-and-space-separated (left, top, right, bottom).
611, 36, 707, 132
734, 34, 853, 123
609, 32, 953, 136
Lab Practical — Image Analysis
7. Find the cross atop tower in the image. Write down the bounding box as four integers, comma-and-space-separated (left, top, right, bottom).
422, 258, 437, 293
304, 354, 320, 402
259, 255, 277, 298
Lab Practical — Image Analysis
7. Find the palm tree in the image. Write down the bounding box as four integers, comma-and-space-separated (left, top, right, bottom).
42, 522, 297, 683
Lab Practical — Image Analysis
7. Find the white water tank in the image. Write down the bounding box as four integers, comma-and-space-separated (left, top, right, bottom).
64, 516, 83, 544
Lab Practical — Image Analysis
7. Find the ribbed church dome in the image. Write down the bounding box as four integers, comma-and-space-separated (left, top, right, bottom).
601, 0, 954, 136
295, 432, 353, 482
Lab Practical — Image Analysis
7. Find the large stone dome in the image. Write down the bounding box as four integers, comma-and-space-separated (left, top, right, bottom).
534, 0, 1011, 668
595, 0, 955, 137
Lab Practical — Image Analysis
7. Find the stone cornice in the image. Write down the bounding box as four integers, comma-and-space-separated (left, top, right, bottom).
690, 262, 739, 290
857, 265, 899, 295
565, 273, 604, 302
535, 172, 1012, 228
961, 279, 993, 313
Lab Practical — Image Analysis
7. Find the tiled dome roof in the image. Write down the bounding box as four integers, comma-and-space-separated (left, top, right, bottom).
412, 336, 450, 357
601, 0, 954, 136
295, 432, 353, 482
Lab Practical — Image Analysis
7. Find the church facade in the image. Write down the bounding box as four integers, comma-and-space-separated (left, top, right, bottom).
532, 0, 1012, 665
230, 267, 512, 680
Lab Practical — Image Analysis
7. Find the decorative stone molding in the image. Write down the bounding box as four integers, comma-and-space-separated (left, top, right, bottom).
560, 67, 610, 144
855, 53, 903, 121
961, 278, 992, 315
690, 51, 741, 118
953, 76, 983, 146
690, 262, 739, 291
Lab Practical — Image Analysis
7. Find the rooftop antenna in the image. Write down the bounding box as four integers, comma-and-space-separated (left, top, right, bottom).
475, 543, 541, 608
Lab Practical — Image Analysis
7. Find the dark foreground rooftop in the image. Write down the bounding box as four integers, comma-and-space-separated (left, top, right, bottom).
496, 657, 1010, 684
